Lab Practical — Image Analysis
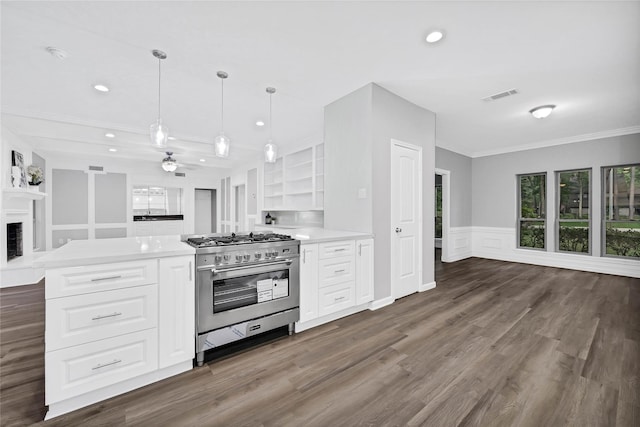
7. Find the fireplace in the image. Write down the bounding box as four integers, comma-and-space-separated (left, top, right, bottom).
7, 222, 23, 261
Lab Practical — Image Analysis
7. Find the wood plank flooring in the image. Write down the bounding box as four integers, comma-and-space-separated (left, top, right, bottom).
1, 256, 639, 426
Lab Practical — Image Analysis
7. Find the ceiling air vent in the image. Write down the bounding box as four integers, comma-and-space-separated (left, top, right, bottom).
88, 166, 104, 171
482, 88, 519, 102
174, 172, 186, 177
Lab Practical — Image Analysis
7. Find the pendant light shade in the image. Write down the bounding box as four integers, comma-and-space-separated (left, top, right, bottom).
264, 87, 277, 163
161, 152, 177, 172
150, 50, 169, 148
214, 71, 230, 157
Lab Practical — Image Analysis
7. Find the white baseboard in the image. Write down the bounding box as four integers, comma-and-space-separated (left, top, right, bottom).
442, 226, 472, 262
471, 226, 640, 278
295, 302, 371, 332
369, 296, 395, 311
419, 281, 436, 292
0, 253, 46, 287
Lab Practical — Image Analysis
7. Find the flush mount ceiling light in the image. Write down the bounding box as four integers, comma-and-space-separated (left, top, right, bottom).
108, 148, 117, 152
213, 71, 230, 158
199, 158, 206, 162
256, 120, 265, 127
150, 49, 169, 148
94, 84, 110, 93
104, 132, 115, 138
529, 104, 556, 119
161, 151, 178, 172
425, 30, 445, 44
264, 87, 278, 163
168, 136, 176, 141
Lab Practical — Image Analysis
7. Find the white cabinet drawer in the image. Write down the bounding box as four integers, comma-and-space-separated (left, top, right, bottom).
318, 240, 355, 259
46, 285, 158, 351
318, 281, 355, 317
45, 329, 158, 404
46, 259, 158, 299
318, 256, 355, 288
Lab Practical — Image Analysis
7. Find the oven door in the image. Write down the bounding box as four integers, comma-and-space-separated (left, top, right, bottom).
197, 258, 299, 333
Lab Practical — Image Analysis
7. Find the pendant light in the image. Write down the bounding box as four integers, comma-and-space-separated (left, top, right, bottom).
264, 87, 277, 163
214, 71, 230, 157
150, 49, 169, 148
161, 152, 177, 172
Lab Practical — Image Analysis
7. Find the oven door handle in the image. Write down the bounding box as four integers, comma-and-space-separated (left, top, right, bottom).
209, 259, 294, 274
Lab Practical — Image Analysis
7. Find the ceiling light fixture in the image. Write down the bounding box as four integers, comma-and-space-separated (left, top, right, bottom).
529, 104, 556, 119
199, 158, 206, 162
214, 71, 230, 157
256, 120, 265, 127
104, 132, 115, 138
425, 30, 444, 43
108, 148, 117, 152
161, 151, 178, 172
150, 49, 169, 148
264, 87, 278, 163
168, 136, 176, 141
94, 84, 110, 93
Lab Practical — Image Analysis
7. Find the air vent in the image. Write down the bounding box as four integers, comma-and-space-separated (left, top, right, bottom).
89, 166, 104, 171
174, 172, 186, 177
482, 88, 519, 102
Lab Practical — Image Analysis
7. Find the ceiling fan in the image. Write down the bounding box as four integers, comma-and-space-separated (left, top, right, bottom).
161, 151, 198, 172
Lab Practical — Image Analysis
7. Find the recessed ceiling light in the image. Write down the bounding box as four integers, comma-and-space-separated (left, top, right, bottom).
168, 136, 176, 140
199, 158, 206, 162
529, 104, 556, 119
425, 30, 444, 44
256, 121, 265, 127
94, 84, 110, 92
108, 148, 117, 152
104, 132, 115, 138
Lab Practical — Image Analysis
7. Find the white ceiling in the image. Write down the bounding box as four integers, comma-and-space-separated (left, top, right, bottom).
1, 1, 639, 169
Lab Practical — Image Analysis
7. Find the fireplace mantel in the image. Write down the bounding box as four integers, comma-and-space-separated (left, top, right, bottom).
2, 187, 47, 200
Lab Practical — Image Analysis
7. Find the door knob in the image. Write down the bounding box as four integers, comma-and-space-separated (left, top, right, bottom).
395, 227, 402, 233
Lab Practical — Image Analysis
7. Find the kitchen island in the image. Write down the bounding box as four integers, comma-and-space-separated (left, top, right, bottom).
34, 236, 195, 420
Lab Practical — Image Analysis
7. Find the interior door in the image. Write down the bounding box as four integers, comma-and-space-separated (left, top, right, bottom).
391, 141, 422, 299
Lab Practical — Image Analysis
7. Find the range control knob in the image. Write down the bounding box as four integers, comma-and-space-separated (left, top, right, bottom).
243, 254, 250, 262
235, 255, 242, 263
214, 255, 222, 263
271, 251, 279, 258
223, 254, 230, 262
255, 253, 262, 260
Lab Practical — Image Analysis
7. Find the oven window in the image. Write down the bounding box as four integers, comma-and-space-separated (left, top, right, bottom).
212, 270, 289, 313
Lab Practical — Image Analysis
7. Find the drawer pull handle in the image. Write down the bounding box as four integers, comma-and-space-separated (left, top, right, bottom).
334, 269, 346, 274
334, 248, 346, 252
91, 275, 122, 282
92, 312, 122, 320
92, 359, 122, 370
334, 296, 346, 302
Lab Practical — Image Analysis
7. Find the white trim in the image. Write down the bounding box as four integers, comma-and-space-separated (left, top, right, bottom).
45, 360, 192, 420
470, 126, 640, 158
419, 281, 436, 292
295, 302, 371, 332
369, 296, 395, 311
471, 226, 640, 278
443, 226, 473, 262
435, 168, 450, 263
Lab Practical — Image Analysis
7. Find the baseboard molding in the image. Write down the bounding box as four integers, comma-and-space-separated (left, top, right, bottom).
369, 296, 395, 311
419, 281, 436, 292
471, 226, 640, 278
442, 226, 472, 262
295, 303, 372, 332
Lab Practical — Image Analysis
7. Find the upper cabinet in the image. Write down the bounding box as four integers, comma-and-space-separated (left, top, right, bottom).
264, 144, 324, 211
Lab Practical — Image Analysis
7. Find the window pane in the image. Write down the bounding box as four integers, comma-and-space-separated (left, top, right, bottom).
559, 222, 589, 253
605, 222, 640, 258
559, 170, 589, 219
435, 182, 442, 239
520, 174, 546, 219
520, 220, 545, 249
604, 165, 640, 221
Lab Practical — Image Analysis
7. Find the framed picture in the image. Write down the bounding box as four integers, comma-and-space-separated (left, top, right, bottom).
11, 150, 27, 188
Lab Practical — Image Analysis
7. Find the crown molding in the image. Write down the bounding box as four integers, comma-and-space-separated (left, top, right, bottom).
470, 126, 640, 158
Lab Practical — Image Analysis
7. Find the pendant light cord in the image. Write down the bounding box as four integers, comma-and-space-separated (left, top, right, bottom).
221, 77, 224, 131
269, 92, 273, 141
157, 58, 162, 120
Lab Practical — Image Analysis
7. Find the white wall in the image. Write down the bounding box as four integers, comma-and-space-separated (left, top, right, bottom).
435, 147, 472, 227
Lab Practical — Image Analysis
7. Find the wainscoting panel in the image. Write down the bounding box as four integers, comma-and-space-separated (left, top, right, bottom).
442, 227, 472, 262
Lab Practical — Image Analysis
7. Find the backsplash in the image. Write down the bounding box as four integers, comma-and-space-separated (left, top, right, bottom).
261, 210, 324, 228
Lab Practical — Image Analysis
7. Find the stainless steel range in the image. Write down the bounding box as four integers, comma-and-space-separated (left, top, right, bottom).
183, 232, 300, 366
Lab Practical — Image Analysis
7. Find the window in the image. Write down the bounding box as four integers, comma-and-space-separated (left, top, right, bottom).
518, 173, 546, 249
603, 164, 640, 258
557, 169, 590, 254
435, 175, 442, 239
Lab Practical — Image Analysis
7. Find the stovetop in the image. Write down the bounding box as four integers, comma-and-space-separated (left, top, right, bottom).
185, 232, 294, 248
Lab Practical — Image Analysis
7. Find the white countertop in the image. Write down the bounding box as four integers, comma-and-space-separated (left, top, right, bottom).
256, 227, 373, 244
34, 235, 195, 269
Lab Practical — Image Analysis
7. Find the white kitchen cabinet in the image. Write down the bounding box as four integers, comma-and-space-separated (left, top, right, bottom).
356, 238, 374, 305
133, 220, 184, 237
158, 256, 195, 369
299, 244, 319, 322
318, 281, 355, 317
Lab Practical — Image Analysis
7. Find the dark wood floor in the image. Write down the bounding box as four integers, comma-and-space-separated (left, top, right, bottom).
1, 256, 639, 426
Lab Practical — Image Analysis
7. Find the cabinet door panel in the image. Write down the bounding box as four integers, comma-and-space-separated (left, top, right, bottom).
299, 244, 319, 322
318, 241, 355, 259
356, 239, 374, 305
318, 281, 355, 317
318, 256, 355, 288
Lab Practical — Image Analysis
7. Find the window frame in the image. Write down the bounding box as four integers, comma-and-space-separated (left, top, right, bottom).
601, 163, 640, 260
555, 168, 592, 255
517, 172, 547, 251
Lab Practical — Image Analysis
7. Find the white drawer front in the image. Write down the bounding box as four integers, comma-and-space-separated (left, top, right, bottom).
318, 282, 355, 317
318, 256, 355, 288
46, 259, 158, 299
46, 329, 158, 404
46, 285, 158, 351
318, 240, 355, 260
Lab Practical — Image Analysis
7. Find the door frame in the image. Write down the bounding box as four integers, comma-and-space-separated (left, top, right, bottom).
390, 139, 423, 300
435, 168, 450, 262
